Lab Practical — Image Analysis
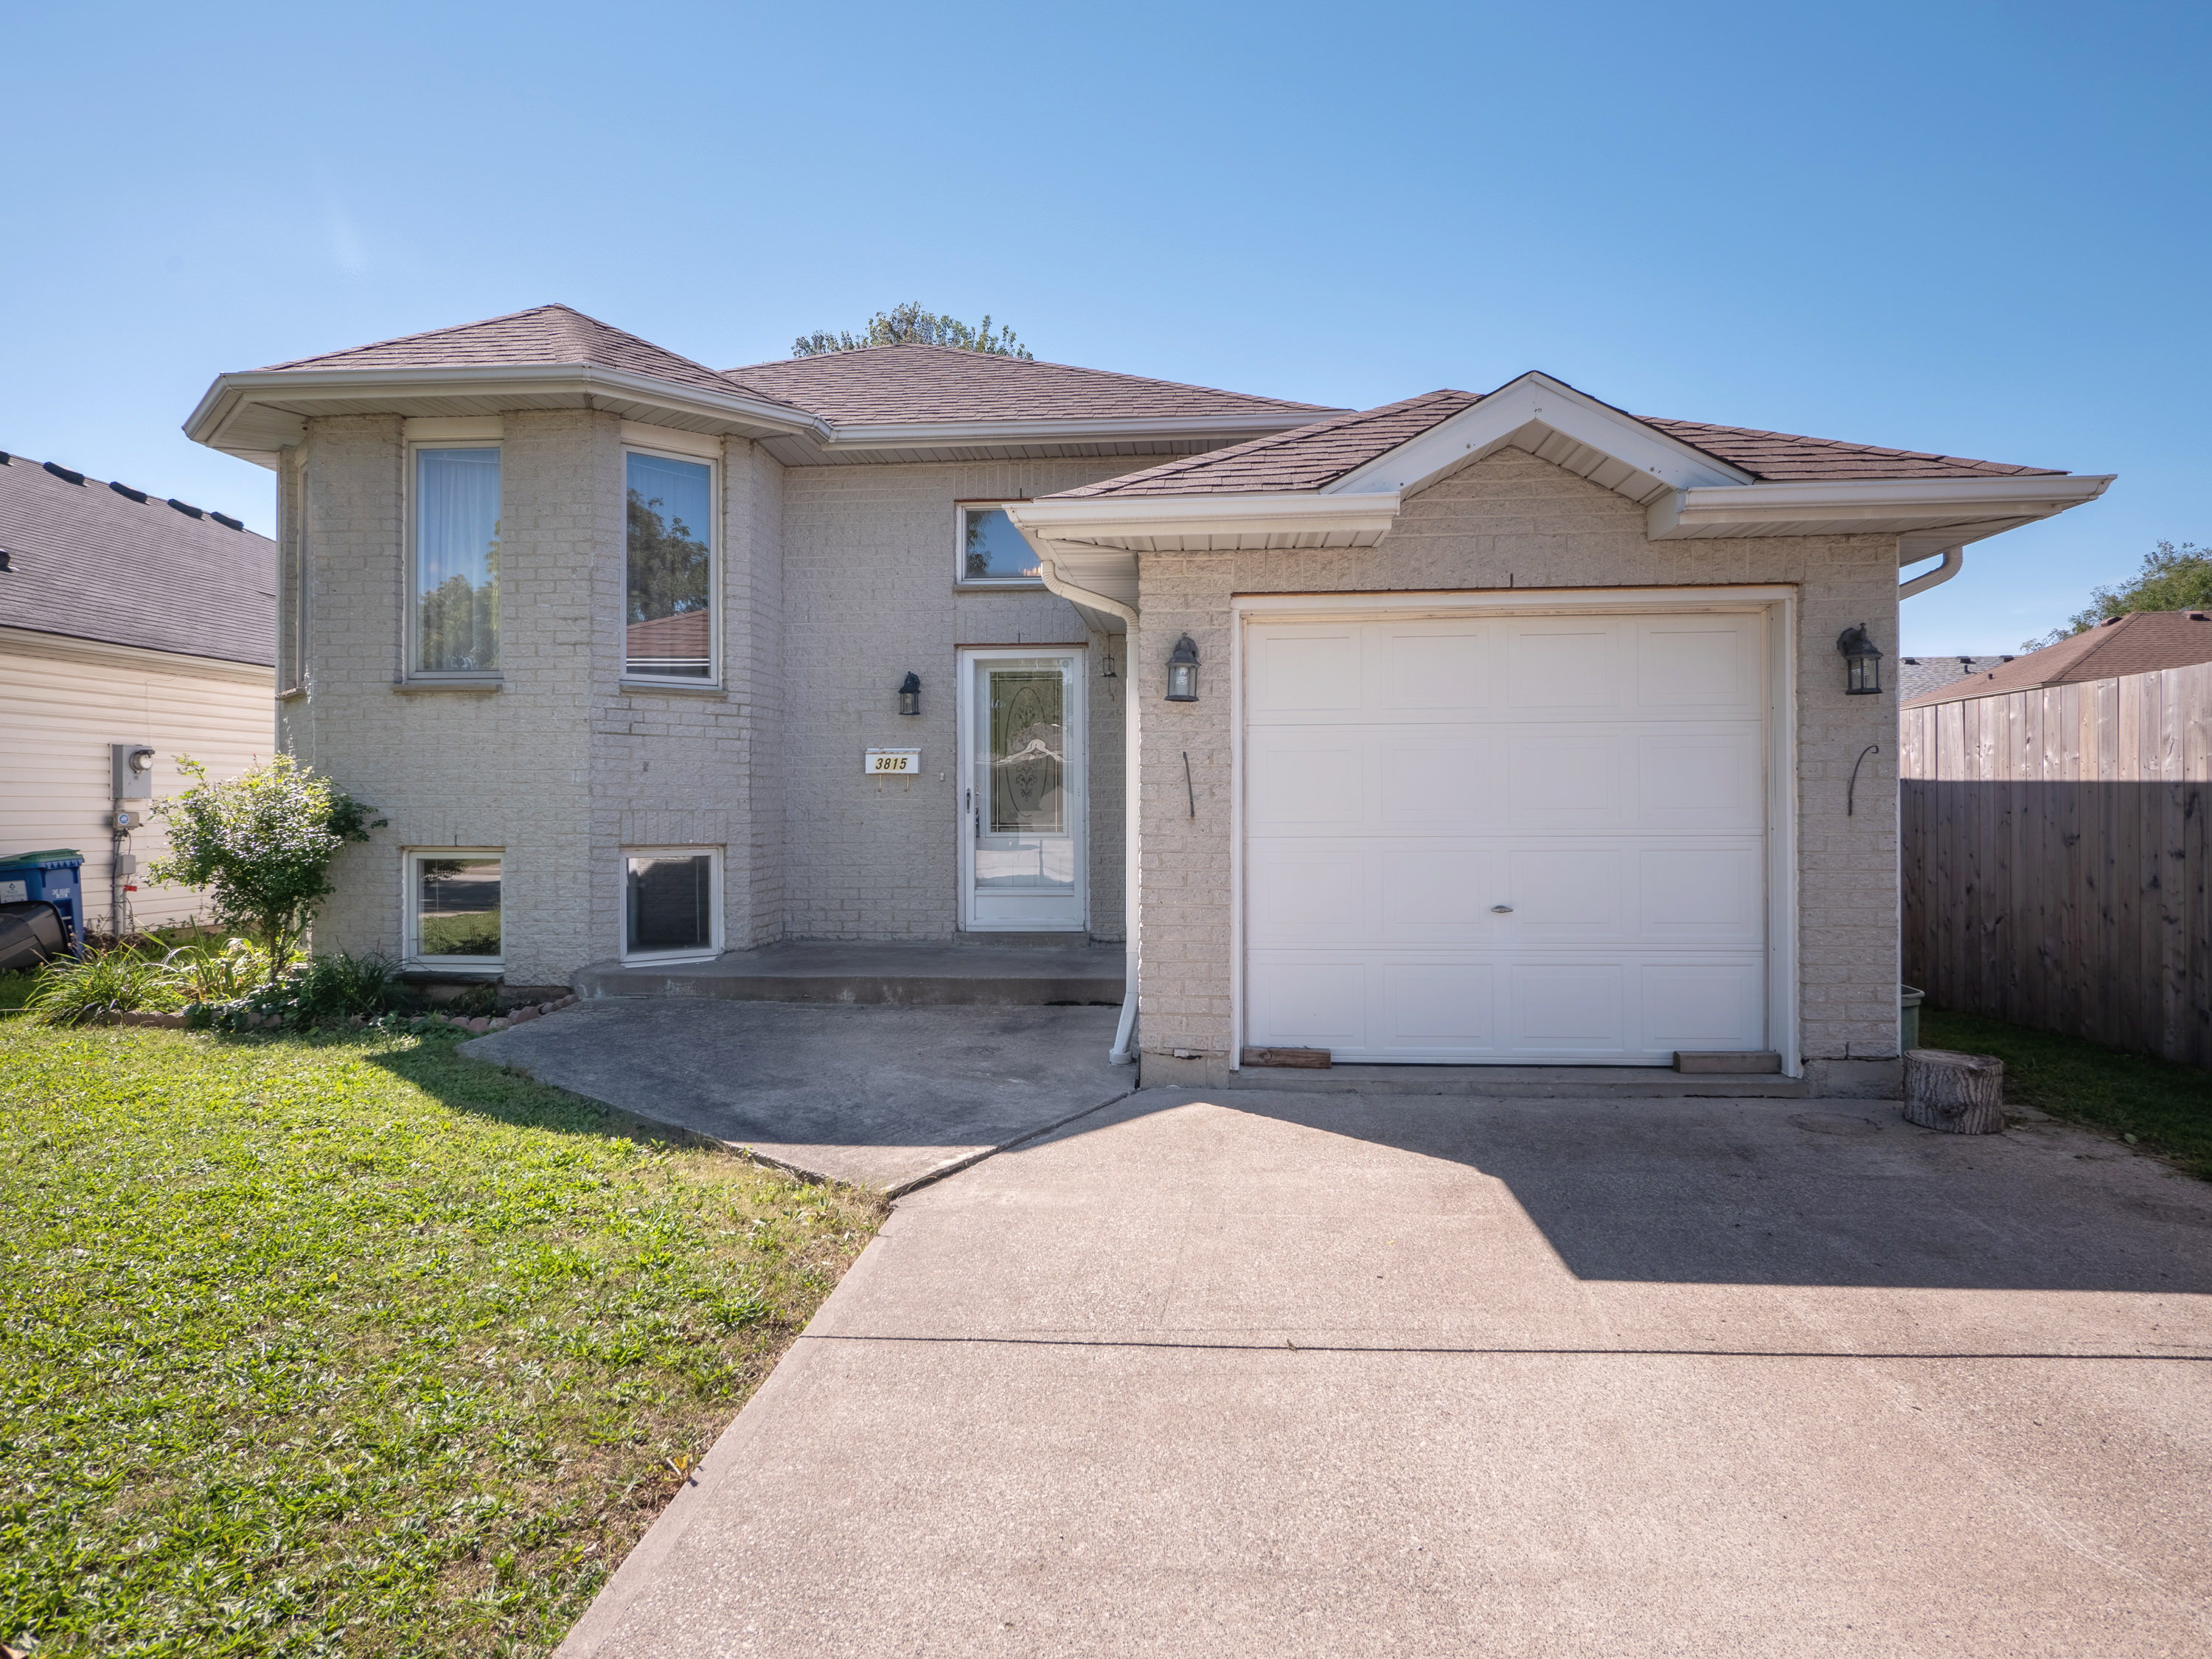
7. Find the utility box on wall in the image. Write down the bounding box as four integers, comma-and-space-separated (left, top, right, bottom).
111, 743, 155, 800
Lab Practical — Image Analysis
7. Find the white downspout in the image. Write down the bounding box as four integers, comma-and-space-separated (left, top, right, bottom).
1037, 555, 1141, 1065
1899, 545, 1964, 599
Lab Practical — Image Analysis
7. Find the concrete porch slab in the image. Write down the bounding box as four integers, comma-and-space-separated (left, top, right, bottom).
572, 939, 1125, 1007
457, 999, 1133, 1193
1208, 1061, 1813, 1099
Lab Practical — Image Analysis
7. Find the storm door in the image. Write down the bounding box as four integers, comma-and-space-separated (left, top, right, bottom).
959, 649, 1086, 931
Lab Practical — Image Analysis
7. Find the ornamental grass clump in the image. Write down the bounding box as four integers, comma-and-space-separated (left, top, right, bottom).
24, 944, 181, 1026
150, 754, 384, 982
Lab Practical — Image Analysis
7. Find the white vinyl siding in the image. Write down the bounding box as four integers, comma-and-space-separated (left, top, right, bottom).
0, 628, 274, 935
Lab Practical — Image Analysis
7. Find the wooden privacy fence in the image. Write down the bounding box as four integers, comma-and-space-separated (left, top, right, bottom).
1900, 662, 2212, 1066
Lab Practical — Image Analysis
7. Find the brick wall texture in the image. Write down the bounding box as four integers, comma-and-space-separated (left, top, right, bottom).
285, 429, 1898, 1082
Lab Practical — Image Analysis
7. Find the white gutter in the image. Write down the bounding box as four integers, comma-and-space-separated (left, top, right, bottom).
1648, 473, 2115, 538
1899, 546, 1964, 599
1036, 557, 1141, 1066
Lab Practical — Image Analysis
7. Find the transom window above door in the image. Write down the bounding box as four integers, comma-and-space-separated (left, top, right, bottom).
959, 503, 1041, 585
627, 450, 715, 681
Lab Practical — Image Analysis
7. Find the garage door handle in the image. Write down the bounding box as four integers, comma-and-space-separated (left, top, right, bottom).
1491, 905, 1514, 914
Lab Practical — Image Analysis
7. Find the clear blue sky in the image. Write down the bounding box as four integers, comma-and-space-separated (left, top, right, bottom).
4, 1, 2202, 655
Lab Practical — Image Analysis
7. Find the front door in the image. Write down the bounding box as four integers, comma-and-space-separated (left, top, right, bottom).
959, 649, 1086, 931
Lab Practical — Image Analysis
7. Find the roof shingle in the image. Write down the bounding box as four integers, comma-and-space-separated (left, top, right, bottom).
719, 344, 1335, 428
0, 453, 274, 666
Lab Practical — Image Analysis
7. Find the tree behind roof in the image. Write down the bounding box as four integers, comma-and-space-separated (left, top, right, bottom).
793, 302, 1032, 359
2024, 540, 2212, 650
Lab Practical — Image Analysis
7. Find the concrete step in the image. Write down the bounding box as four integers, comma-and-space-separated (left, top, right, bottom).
574, 941, 1127, 1008
1209, 1062, 1814, 1099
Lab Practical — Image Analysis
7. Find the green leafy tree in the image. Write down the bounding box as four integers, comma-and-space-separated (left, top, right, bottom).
627, 487, 710, 622
793, 302, 1033, 359
150, 755, 385, 982
2025, 540, 2212, 650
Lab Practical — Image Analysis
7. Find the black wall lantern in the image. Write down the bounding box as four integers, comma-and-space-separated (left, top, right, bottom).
897, 671, 921, 716
1165, 634, 1200, 702
1837, 625, 1882, 696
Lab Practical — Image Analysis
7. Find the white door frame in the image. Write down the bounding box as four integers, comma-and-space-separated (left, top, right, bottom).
1229, 585, 1800, 1074
957, 644, 1088, 933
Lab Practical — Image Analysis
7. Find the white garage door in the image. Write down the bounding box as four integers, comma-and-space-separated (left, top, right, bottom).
1243, 611, 1769, 1065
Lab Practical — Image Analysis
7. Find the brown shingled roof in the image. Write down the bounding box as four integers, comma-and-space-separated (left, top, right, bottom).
1056, 391, 1478, 497
721, 344, 1335, 428
1058, 387, 2066, 499
1903, 611, 2212, 706
265, 303, 803, 409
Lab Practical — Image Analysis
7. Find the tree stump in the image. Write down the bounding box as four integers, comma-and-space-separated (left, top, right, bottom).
1902, 1048, 2005, 1134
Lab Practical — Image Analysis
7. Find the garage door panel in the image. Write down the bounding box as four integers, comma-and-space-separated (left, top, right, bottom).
1249, 628, 1361, 714
1509, 964, 1627, 1054
1247, 849, 1366, 944
1636, 619, 1760, 712
1380, 964, 1497, 1052
1381, 848, 1503, 938
1508, 622, 1623, 710
1248, 960, 1367, 1050
1250, 739, 1363, 827
1639, 846, 1763, 942
1507, 846, 1624, 933
1641, 961, 1764, 1050
1507, 734, 1623, 826
1381, 737, 1503, 829
1379, 627, 1489, 711
1636, 728, 1764, 830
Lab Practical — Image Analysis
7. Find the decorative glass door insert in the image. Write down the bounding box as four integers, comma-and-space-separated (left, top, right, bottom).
961, 650, 1085, 931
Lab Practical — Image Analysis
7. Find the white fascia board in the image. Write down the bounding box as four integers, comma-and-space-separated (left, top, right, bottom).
1324, 372, 1753, 498
183, 364, 827, 457
1648, 473, 2116, 540
816, 408, 1346, 453
1006, 490, 1401, 549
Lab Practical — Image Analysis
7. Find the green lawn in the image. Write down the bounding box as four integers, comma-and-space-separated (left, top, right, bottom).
1921, 1006, 2212, 1179
0, 1023, 882, 1657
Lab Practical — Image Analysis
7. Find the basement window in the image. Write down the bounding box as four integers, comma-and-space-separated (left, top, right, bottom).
408, 851, 503, 967
622, 849, 720, 963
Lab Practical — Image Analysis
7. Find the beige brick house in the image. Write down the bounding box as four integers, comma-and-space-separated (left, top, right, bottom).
185, 305, 2108, 1091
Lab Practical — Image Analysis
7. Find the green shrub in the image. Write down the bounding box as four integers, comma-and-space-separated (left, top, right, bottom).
27, 946, 182, 1026
161, 935, 270, 1004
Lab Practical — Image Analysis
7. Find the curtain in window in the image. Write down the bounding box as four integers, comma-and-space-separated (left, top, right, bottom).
417, 448, 501, 673
627, 453, 713, 678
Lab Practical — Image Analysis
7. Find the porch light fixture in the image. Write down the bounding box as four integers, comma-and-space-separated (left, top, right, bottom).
1165, 634, 1199, 702
1837, 625, 1882, 696
897, 672, 921, 716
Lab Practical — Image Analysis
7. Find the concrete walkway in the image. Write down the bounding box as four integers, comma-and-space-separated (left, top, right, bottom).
460, 1001, 1131, 1192
560, 1088, 2212, 1658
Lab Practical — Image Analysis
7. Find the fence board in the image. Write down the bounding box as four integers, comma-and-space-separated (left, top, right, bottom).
1904, 665, 2212, 1068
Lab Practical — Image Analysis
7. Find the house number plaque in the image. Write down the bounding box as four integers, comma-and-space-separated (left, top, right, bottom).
864, 748, 921, 776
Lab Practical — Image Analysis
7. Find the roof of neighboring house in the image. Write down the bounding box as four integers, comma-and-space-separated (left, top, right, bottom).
624, 610, 711, 660
0, 450, 274, 667
720, 343, 1334, 428
1899, 655, 2018, 703
1056, 387, 2067, 499
265, 303, 799, 409
1902, 611, 2212, 706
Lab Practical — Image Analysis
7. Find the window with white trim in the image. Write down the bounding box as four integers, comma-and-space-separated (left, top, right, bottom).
622, 849, 720, 961
406, 851, 504, 967
625, 450, 715, 681
410, 446, 501, 675
957, 501, 1041, 585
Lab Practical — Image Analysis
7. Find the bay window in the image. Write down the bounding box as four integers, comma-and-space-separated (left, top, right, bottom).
412, 447, 501, 675
626, 450, 714, 681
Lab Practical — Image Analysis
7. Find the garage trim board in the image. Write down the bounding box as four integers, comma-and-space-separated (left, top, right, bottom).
1231, 586, 1799, 1075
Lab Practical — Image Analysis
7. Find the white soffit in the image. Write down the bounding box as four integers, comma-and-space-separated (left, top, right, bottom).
1650, 473, 2117, 546
1326, 372, 1753, 504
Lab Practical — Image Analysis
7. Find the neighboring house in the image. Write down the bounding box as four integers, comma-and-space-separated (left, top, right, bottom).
183, 304, 2110, 1091
1899, 653, 2015, 702
0, 450, 276, 936
1899, 611, 2212, 1067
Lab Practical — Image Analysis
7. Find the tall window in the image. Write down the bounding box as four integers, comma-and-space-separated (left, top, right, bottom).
626, 451, 714, 680
414, 448, 501, 674
960, 503, 1040, 584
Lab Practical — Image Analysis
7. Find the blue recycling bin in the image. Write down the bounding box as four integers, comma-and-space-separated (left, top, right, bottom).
0, 850, 87, 959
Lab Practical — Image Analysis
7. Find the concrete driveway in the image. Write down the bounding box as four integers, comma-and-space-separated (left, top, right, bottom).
560, 1088, 2212, 1658
460, 1000, 1131, 1192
